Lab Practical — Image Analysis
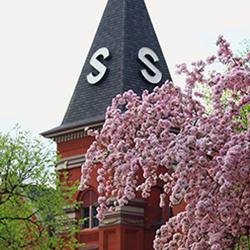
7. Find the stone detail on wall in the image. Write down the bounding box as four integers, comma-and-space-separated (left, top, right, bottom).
56, 154, 85, 171
79, 244, 99, 250
53, 205, 77, 234
100, 199, 146, 227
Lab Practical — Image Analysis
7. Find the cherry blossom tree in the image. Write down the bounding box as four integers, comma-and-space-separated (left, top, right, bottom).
80, 36, 250, 250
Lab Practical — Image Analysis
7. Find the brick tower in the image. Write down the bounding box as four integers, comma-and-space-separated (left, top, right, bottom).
42, 1, 172, 249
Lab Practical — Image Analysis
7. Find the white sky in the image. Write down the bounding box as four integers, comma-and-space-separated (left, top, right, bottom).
0, 0, 250, 135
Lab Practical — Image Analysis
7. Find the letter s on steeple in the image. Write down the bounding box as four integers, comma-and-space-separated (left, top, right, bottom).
138, 47, 162, 84
87, 47, 110, 84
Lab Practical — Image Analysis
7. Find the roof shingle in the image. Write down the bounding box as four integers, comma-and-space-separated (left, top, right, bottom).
42, 0, 172, 137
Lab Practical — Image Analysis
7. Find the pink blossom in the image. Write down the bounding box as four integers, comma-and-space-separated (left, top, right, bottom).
80, 37, 250, 249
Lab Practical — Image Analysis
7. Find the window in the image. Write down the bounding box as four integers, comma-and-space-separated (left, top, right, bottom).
80, 190, 99, 229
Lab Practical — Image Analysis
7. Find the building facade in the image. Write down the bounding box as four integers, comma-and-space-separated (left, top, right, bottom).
42, 1, 180, 249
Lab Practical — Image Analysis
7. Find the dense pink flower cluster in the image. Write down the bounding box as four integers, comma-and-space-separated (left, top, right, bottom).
80, 36, 250, 249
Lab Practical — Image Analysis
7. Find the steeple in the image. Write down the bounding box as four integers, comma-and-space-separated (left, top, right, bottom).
43, 0, 171, 137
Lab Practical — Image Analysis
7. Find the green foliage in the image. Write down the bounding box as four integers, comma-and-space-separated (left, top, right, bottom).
0, 129, 81, 249
234, 104, 250, 131
234, 236, 250, 250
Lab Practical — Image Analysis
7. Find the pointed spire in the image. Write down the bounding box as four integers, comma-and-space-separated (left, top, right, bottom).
43, 0, 172, 136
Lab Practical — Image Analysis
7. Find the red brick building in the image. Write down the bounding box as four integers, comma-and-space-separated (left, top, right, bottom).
42, 1, 180, 249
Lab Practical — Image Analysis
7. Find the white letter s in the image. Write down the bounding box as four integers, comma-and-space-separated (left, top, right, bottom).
138, 47, 162, 84
87, 47, 110, 84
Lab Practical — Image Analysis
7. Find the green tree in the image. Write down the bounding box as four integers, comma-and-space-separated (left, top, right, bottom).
0, 129, 80, 249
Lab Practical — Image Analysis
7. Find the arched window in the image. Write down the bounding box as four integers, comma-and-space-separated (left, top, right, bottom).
80, 190, 99, 229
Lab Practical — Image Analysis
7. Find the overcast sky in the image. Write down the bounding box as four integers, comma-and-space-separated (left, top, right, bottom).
1, 0, 250, 135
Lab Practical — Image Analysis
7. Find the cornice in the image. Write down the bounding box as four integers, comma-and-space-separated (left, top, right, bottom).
52, 123, 103, 143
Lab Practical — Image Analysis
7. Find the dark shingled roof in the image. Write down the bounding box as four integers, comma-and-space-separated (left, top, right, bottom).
42, 0, 172, 137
